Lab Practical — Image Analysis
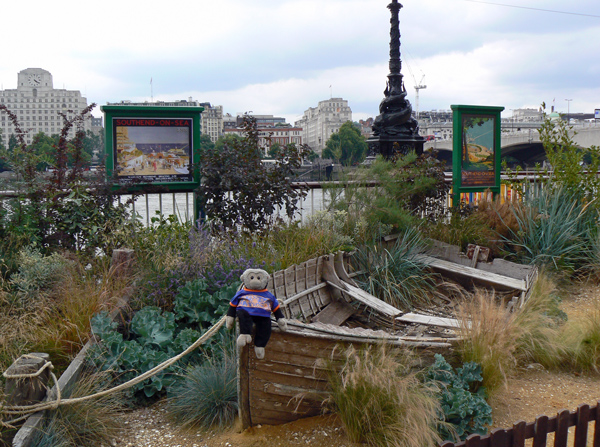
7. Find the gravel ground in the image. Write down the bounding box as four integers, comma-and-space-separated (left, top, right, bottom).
109, 283, 600, 447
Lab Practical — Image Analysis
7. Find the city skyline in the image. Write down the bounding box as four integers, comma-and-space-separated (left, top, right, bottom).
1, 0, 598, 125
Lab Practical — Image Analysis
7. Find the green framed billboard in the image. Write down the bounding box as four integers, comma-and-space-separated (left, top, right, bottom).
101, 105, 203, 192
451, 104, 504, 207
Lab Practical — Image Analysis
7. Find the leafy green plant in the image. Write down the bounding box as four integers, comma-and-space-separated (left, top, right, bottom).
0, 103, 136, 257
426, 354, 492, 442
353, 228, 435, 310
322, 121, 367, 166
329, 153, 449, 234
326, 344, 441, 447
538, 104, 600, 204
89, 279, 238, 400
89, 311, 176, 399
174, 279, 236, 328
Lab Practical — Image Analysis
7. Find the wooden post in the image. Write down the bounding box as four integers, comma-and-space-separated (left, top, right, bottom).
238, 344, 252, 429
3, 353, 51, 407
110, 248, 135, 278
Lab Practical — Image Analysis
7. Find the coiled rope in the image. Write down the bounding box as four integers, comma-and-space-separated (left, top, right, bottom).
1, 315, 226, 427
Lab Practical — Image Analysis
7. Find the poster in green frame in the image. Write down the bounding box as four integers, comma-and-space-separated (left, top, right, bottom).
101, 105, 203, 192
451, 104, 504, 206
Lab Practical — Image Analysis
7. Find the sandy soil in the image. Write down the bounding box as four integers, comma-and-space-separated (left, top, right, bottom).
111, 284, 600, 447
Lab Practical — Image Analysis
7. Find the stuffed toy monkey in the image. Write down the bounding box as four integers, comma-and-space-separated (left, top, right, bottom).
226, 268, 288, 359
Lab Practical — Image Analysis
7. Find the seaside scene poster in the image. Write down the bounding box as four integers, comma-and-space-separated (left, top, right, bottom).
113, 118, 193, 184
461, 114, 495, 187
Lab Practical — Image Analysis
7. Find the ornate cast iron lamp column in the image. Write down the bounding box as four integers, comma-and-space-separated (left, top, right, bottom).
368, 0, 424, 158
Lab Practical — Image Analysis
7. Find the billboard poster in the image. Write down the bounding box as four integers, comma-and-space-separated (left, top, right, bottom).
595, 109, 600, 120
112, 117, 193, 184
460, 114, 496, 187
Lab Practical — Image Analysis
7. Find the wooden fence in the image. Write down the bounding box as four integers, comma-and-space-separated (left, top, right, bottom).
440, 403, 600, 447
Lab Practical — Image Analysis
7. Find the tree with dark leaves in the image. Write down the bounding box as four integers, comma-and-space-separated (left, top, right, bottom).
198, 116, 310, 233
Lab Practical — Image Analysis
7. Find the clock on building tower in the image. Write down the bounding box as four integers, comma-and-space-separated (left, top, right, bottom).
27, 74, 41, 86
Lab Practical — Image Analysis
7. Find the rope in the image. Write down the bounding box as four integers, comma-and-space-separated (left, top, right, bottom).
2, 354, 54, 380
1, 315, 226, 418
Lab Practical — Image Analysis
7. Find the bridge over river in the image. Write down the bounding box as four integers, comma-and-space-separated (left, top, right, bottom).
429, 123, 600, 166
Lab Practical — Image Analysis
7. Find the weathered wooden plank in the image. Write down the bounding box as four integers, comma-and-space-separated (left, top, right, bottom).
418, 254, 528, 291
465, 434, 486, 447
312, 300, 355, 326
593, 402, 600, 447
335, 251, 357, 286
238, 344, 252, 429
554, 409, 571, 447
262, 345, 344, 366
575, 404, 591, 447
249, 386, 325, 412
396, 312, 461, 329
511, 421, 527, 447
265, 333, 347, 358
250, 407, 323, 426
329, 281, 402, 318
489, 428, 508, 447
252, 382, 327, 405
295, 263, 307, 293
532, 415, 548, 447
253, 363, 328, 384
252, 366, 331, 392
249, 395, 323, 417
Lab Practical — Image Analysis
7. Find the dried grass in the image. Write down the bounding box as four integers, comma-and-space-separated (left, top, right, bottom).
326, 344, 441, 447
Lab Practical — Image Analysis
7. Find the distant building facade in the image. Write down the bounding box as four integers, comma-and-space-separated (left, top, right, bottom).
223, 113, 237, 130
199, 102, 223, 143
0, 68, 91, 146
295, 98, 352, 155
108, 98, 201, 108
223, 125, 303, 156
357, 118, 374, 138
513, 108, 543, 122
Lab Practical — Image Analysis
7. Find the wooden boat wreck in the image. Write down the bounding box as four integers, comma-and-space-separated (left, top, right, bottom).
237, 245, 538, 429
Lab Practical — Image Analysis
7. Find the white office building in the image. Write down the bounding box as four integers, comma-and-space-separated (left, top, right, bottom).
0, 68, 91, 146
199, 103, 223, 143
295, 98, 352, 155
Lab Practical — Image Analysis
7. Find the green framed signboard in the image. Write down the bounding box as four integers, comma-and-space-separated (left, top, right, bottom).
451, 104, 504, 207
101, 105, 203, 192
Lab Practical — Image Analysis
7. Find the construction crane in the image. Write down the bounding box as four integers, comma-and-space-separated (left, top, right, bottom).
414, 75, 427, 119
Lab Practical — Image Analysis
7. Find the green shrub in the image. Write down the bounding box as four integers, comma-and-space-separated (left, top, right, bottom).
455, 289, 518, 394
561, 305, 600, 373
8, 247, 68, 308
166, 346, 238, 430
29, 370, 124, 447
502, 186, 591, 272
354, 228, 435, 310
426, 207, 500, 255
328, 153, 449, 234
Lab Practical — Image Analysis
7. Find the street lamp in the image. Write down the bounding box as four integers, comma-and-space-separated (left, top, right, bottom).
565, 99, 572, 123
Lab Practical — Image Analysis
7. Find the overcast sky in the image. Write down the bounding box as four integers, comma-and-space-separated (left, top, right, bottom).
2, 0, 598, 124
